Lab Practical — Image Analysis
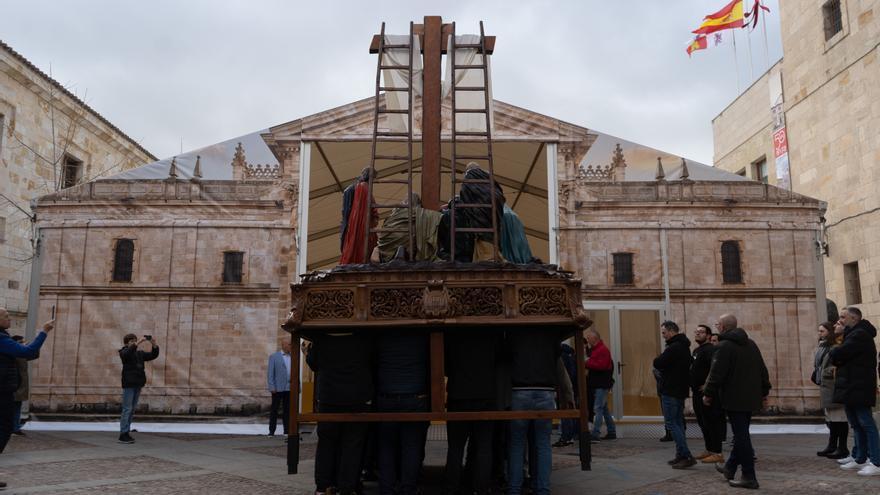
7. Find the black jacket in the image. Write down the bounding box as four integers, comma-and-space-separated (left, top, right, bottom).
690, 342, 716, 393
507, 328, 562, 389
703, 328, 771, 412
830, 319, 878, 407
445, 328, 502, 403
308, 331, 374, 406
653, 333, 692, 399
377, 331, 429, 395
119, 344, 159, 388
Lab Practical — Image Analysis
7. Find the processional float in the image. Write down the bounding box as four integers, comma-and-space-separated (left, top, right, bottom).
282, 16, 593, 474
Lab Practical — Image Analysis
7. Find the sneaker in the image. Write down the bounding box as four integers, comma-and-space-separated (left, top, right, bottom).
837, 455, 854, 464
602, 432, 617, 440
694, 451, 712, 460
841, 460, 868, 470
552, 439, 573, 448
857, 463, 880, 476
671, 457, 697, 469
728, 478, 760, 489
701, 453, 725, 464
118, 433, 135, 444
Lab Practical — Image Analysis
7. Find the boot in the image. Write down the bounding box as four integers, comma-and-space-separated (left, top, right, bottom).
659, 428, 673, 442
817, 422, 836, 456
827, 421, 850, 459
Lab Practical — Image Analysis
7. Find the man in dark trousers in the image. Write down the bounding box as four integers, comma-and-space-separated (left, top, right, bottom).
690, 324, 724, 464
307, 331, 374, 495
831, 306, 880, 476
585, 329, 616, 441
266, 340, 291, 437
444, 327, 502, 494
653, 320, 695, 469
1, 308, 53, 490
704, 313, 771, 489
118, 333, 159, 444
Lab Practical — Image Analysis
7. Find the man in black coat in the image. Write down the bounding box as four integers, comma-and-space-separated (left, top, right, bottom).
118, 333, 159, 444
690, 324, 724, 463
704, 314, 771, 490
653, 321, 695, 469
831, 307, 880, 475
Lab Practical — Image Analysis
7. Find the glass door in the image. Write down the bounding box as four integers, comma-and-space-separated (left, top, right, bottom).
584, 302, 665, 418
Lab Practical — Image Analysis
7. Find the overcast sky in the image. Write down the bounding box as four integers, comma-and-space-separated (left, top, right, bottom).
1, 0, 782, 166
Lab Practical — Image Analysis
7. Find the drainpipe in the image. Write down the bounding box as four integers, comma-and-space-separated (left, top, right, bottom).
660, 226, 671, 320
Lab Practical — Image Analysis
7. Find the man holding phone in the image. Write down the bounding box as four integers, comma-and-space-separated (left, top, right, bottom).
118, 333, 159, 444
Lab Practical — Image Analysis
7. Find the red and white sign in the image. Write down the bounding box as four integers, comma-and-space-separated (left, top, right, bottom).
773, 127, 788, 158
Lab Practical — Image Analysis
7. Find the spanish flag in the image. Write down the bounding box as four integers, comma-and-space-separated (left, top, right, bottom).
686, 35, 708, 57
693, 0, 744, 35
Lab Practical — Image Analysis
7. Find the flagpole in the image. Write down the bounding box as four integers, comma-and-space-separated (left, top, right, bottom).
746, 22, 755, 81
732, 28, 741, 92
761, 1, 771, 68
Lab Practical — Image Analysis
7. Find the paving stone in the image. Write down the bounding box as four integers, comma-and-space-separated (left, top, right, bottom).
38, 473, 311, 495
2, 455, 193, 489
4, 431, 92, 453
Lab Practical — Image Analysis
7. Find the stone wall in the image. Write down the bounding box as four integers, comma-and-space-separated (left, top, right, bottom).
0, 43, 154, 332
713, 2, 880, 323
558, 179, 826, 413
31, 179, 296, 414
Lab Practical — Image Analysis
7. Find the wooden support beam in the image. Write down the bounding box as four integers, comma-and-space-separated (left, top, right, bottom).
298, 409, 582, 422
430, 331, 445, 412
421, 15, 442, 210
287, 332, 301, 474
574, 331, 591, 471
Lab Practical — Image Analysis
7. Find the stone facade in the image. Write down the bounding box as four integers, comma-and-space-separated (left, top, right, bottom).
558, 178, 826, 413
713, 1, 880, 322
31, 175, 297, 414
0, 41, 155, 332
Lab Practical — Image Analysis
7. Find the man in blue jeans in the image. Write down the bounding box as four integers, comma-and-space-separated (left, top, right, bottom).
118, 333, 159, 444
506, 327, 563, 495
653, 321, 695, 469
830, 307, 880, 476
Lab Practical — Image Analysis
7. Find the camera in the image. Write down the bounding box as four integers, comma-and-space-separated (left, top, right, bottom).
144, 335, 152, 341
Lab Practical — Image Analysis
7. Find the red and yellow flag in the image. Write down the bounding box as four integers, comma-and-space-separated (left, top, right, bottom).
693, 0, 744, 35
686, 35, 708, 57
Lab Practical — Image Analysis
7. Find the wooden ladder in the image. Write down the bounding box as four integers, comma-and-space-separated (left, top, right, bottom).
363, 21, 417, 262
449, 21, 500, 262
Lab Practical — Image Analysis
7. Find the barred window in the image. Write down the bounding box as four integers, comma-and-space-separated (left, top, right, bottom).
62, 154, 83, 189
612, 253, 634, 285
822, 0, 843, 41
721, 241, 743, 284
112, 239, 135, 282
222, 251, 244, 284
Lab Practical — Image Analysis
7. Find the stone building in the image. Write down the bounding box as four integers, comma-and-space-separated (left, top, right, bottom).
0, 40, 155, 332
31, 94, 826, 415
712, 1, 879, 322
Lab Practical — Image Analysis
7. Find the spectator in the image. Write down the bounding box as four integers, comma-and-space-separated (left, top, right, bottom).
691, 325, 724, 464
267, 340, 292, 437
308, 331, 374, 495
704, 314, 771, 489
1, 307, 54, 490
831, 307, 880, 476
553, 342, 579, 447
118, 333, 159, 444
10, 335, 32, 436
654, 321, 694, 469
585, 329, 616, 441
814, 321, 849, 460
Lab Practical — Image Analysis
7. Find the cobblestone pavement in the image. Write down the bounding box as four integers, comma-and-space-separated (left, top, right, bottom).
1, 430, 878, 494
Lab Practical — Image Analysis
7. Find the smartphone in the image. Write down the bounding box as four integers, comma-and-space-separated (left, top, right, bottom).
51, 305, 56, 319
144, 335, 152, 341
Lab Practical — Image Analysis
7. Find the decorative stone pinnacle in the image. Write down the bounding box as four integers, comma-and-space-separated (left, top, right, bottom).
168, 156, 178, 178
680, 157, 690, 180
193, 155, 203, 179
232, 142, 246, 168
655, 157, 665, 181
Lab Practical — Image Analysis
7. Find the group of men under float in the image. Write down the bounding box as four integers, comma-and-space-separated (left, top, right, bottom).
306, 163, 563, 495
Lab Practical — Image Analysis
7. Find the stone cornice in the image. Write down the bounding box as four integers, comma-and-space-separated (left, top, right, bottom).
40, 285, 282, 299
582, 287, 817, 299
